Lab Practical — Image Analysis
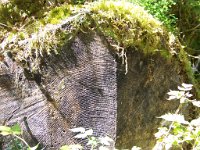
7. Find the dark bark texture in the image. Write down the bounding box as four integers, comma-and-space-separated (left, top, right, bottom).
0, 32, 117, 149
0, 31, 189, 149
116, 50, 188, 149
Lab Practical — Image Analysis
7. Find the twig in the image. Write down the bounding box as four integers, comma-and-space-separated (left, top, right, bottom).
182, 24, 200, 33
0, 23, 8, 28
186, 53, 200, 59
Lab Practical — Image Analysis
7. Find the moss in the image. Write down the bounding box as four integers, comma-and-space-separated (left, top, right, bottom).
1, 1, 175, 56
44, 5, 73, 24
160, 49, 172, 59
0, 1, 199, 93
89, 1, 165, 52
0, 0, 69, 26
178, 47, 200, 97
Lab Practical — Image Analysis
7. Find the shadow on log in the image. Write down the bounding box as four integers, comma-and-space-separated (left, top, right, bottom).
116, 49, 189, 149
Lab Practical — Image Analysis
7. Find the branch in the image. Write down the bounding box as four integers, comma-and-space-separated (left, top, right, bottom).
182, 24, 200, 33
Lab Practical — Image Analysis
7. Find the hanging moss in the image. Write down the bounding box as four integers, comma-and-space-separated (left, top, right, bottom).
0, 1, 174, 63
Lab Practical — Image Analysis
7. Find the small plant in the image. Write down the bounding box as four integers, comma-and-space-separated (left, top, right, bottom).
60, 127, 114, 150
0, 124, 38, 150
154, 83, 200, 150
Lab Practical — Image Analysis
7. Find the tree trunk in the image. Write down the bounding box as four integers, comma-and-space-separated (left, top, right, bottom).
0, 31, 191, 149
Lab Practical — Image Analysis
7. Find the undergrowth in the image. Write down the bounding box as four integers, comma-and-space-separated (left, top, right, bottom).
128, 0, 177, 31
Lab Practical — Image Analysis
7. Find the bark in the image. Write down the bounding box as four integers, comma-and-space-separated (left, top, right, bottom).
0, 31, 190, 149
0, 32, 117, 149
116, 50, 188, 149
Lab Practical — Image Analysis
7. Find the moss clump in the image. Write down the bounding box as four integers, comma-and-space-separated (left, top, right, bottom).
88, 1, 168, 53
0, 3, 76, 72
0, 1, 176, 70
44, 5, 73, 24
0, 0, 68, 26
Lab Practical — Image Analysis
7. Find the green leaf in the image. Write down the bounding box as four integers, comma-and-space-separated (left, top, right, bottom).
69, 144, 82, 149
0, 126, 11, 132
99, 146, 109, 150
60, 144, 82, 150
191, 101, 200, 107
74, 133, 88, 139
0, 124, 22, 136
158, 113, 189, 124
74, 129, 93, 139
0, 126, 12, 135
154, 127, 168, 138
172, 122, 186, 135
60, 145, 70, 150
167, 90, 185, 100
191, 118, 200, 127
99, 136, 113, 146
27, 144, 39, 150
84, 129, 93, 136
131, 146, 141, 150
180, 83, 193, 90
70, 127, 85, 133
0, 131, 11, 136
11, 124, 22, 135
87, 136, 98, 147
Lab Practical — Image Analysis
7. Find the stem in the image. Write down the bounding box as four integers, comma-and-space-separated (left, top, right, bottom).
156, 104, 183, 149
90, 145, 93, 150
13, 134, 30, 148
192, 134, 199, 150
0, 23, 8, 27
166, 104, 182, 135
182, 24, 200, 33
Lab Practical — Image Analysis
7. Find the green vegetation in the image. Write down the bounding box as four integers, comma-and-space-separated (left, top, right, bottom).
61, 127, 115, 150
89, 1, 170, 52
154, 83, 200, 150
127, 0, 200, 55
0, 124, 39, 150
0, 1, 179, 72
0, 0, 198, 94
174, 0, 200, 55
129, 0, 177, 31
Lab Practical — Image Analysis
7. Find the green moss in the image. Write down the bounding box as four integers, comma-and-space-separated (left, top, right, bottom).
160, 49, 172, 59
178, 47, 200, 97
0, 1, 184, 57
44, 5, 73, 24
0, 3, 21, 26
81, 1, 180, 60
0, 1, 199, 94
